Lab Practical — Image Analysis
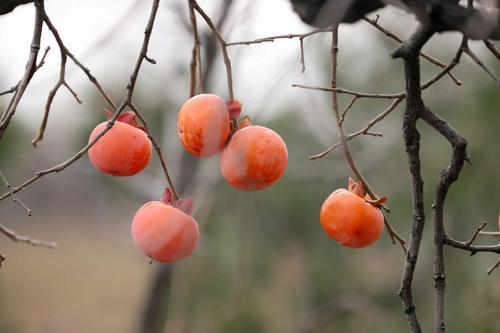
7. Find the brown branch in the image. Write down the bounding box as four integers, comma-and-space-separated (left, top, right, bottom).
0, 254, 5, 267
190, 0, 234, 99
0, 0, 171, 203
483, 40, 500, 60
42, 11, 117, 112
444, 236, 500, 254
0, 170, 32, 216
0, 84, 19, 97
310, 97, 403, 160
463, 46, 500, 86
226, 29, 329, 46
465, 222, 487, 246
292, 84, 404, 99
420, 106, 468, 333
187, 0, 203, 97
0, 0, 43, 140
487, 259, 500, 275
0, 222, 56, 248
339, 96, 358, 124
391, 25, 436, 333
128, 102, 180, 200
327, 26, 404, 250
32, 18, 82, 147
363, 15, 461, 86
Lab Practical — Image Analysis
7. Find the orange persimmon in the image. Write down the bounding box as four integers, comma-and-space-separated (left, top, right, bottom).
220, 124, 288, 191
88, 111, 152, 176
131, 198, 199, 263
177, 94, 231, 157
320, 179, 384, 248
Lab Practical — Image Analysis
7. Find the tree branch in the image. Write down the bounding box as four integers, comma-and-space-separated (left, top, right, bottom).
0, 0, 43, 139
392, 25, 436, 333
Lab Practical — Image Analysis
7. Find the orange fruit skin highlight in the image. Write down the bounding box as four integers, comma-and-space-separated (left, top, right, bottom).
131, 201, 199, 263
220, 125, 288, 191
177, 94, 230, 157
88, 121, 152, 176
320, 189, 384, 248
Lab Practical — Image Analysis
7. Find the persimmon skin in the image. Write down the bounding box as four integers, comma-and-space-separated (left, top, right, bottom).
88, 121, 152, 176
320, 189, 384, 248
131, 201, 199, 263
220, 125, 288, 191
177, 94, 230, 157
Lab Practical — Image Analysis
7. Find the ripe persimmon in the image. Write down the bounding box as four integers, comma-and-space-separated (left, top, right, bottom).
177, 94, 231, 157
220, 124, 288, 191
88, 111, 152, 176
131, 190, 198, 263
320, 179, 384, 248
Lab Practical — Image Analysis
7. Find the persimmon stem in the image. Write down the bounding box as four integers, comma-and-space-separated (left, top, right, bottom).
328, 26, 405, 251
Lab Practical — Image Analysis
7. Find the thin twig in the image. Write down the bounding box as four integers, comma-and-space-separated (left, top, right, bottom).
444, 236, 500, 254
363, 15, 461, 86
0, 0, 173, 202
0, 0, 44, 139
292, 84, 404, 99
0, 222, 56, 248
486, 259, 500, 275
42, 11, 117, 111
482, 40, 500, 60
32, 16, 82, 147
463, 46, 500, 86
226, 29, 329, 46
465, 222, 487, 246
128, 102, 180, 200
327, 26, 404, 250
187, 0, 203, 97
190, 0, 234, 99
0, 170, 32, 216
310, 97, 403, 160
339, 96, 357, 124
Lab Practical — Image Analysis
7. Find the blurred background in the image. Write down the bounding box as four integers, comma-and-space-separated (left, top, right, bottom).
0, 0, 499, 332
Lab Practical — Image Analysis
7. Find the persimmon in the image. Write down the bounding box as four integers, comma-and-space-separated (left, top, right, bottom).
220, 123, 288, 191
177, 94, 231, 157
88, 111, 152, 176
320, 178, 384, 248
131, 189, 199, 263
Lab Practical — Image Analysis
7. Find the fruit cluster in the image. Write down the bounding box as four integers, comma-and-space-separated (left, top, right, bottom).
177, 94, 288, 191
86, 95, 385, 264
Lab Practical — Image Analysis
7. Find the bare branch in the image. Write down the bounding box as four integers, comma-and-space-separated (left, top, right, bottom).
363, 15, 461, 86
444, 236, 500, 254
0, 222, 56, 248
128, 102, 180, 201
487, 259, 500, 275
483, 40, 500, 60
187, 0, 203, 96
0, 0, 44, 139
463, 46, 500, 86
292, 84, 404, 99
465, 222, 488, 246
0, 170, 32, 216
311, 98, 403, 160
190, 0, 234, 99
0, 0, 171, 203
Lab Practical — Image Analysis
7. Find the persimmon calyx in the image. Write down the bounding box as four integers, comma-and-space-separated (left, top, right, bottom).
239, 116, 252, 129
103, 110, 140, 127
364, 196, 388, 207
160, 188, 195, 215
348, 177, 365, 197
226, 99, 242, 120
347, 177, 387, 207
